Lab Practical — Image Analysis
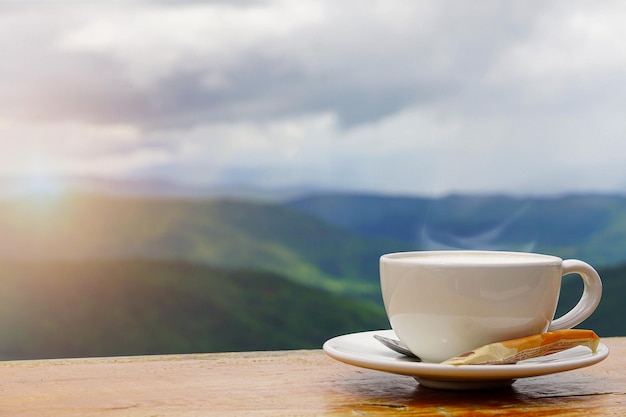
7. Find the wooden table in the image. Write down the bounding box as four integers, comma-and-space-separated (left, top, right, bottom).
1, 337, 624, 416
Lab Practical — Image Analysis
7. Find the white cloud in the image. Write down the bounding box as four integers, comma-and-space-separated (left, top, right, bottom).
2, 1, 626, 196
489, 2, 626, 84
57, 1, 324, 87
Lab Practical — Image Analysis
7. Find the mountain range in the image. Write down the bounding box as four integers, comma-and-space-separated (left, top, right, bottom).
286, 192, 626, 267
0, 257, 621, 361
0, 192, 403, 298
0, 189, 624, 359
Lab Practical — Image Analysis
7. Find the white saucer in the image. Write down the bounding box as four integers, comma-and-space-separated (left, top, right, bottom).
323, 330, 609, 390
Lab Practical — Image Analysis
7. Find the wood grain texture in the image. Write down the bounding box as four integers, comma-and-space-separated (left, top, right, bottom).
0, 338, 624, 416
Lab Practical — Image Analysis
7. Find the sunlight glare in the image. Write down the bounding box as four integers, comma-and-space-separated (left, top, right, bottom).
21, 171, 65, 200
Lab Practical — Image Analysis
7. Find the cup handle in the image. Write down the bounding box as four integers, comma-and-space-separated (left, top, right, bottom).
548, 259, 602, 331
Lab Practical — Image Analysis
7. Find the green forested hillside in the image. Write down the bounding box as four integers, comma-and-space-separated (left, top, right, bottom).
0, 191, 624, 362
0, 259, 388, 360
0, 258, 622, 361
0, 193, 406, 297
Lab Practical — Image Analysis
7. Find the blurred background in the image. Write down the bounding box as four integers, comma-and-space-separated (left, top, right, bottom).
0, 0, 625, 360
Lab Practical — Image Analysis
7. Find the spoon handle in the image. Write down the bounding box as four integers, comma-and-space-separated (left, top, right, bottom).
373, 334, 421, 360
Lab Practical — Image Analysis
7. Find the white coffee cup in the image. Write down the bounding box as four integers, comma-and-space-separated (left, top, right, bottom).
380, 250, 602, 363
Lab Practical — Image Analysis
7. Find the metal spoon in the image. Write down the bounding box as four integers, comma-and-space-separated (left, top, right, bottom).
373, 334, 421, 360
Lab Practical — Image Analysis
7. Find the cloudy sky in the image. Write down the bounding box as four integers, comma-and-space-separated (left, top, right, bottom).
2, 0, 626, 196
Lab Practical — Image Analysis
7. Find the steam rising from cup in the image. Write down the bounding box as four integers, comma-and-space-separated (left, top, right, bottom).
418, 198, 535, 251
